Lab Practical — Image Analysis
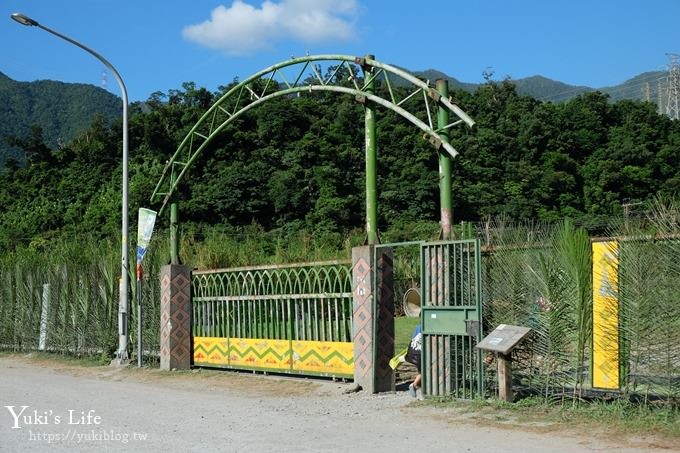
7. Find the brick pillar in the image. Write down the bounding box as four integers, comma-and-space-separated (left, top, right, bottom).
352, 245, 395, 393
160, 264, 192, 370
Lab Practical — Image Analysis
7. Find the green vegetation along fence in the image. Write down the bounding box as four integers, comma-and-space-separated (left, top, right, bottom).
0, 237, 165, 363
192, 260, 354, 377
479, 213, 680, 402
0, 211, 677, 402
617, 237, 680, 398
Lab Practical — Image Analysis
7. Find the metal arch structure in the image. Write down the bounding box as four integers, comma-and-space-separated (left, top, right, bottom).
150, 54, 475, 217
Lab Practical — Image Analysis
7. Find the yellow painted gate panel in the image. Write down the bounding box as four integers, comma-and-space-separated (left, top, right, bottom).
193, 337, 354, 378
229, 338, 292, 370
292, 340, 354, 376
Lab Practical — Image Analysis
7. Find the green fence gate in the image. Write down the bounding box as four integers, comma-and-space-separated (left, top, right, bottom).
421, 239, 484, 398
191, 260, 355, 378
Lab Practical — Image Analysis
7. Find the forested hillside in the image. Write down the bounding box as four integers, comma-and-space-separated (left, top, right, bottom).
1, 67, 666, 171
1, 75, 679, 252
0, 71, 120, 166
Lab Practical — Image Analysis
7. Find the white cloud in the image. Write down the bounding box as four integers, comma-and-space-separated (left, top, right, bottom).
182, 0, 359, 56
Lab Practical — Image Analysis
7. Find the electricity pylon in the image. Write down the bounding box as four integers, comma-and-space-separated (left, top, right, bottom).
666, 53, 680, 120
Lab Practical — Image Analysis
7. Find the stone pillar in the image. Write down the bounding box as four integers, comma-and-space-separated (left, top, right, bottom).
160, 264, 192, 370
352, 245, 395, 393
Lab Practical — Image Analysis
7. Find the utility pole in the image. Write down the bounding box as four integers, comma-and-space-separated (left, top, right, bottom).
666, 53, 680, 120
622, 201, 643, 229
11, 12, 130, 365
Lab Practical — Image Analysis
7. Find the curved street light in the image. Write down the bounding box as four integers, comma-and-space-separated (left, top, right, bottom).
11, 12, 130, 364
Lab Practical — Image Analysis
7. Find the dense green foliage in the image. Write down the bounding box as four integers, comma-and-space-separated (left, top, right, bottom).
1, 75, 679, 252
0, 71, 120, 167
0, 67, 664, 169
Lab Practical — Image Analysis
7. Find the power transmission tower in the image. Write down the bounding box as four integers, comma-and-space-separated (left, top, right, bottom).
658, 80, 665, 115
101, 68, 108, 90
666, 53, 680, 119
643, 82, 651, 102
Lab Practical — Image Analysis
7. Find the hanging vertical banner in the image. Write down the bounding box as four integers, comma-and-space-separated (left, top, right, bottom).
136, 208, 157, 265
592, 240, 620, 390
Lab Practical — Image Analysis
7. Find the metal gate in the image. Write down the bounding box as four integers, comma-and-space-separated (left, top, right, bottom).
191, 261, 354, 378
420, 239, 484, 398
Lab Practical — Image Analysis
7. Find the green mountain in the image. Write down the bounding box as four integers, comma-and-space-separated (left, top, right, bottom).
0, 71, 121, 167
414, 69, 668, 105
416, 68, 478, 92
511, 75, 594, 101
511, 71, 667, 103
600, 71, 666, 102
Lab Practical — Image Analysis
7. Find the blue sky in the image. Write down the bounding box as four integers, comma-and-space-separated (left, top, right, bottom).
1, 0, 679, 102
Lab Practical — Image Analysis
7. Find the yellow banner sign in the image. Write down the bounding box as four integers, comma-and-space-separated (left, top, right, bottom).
592, 240, 620, 390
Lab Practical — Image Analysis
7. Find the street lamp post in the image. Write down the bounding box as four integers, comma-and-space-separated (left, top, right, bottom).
11, 12, 131, 364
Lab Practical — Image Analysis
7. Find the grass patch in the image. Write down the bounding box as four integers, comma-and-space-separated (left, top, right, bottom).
556, 399, 680, 436
394, 316, 419, 352
420, 395, 680, 439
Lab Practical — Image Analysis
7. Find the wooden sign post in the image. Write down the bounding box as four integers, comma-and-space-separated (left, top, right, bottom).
476, 324, 532, 403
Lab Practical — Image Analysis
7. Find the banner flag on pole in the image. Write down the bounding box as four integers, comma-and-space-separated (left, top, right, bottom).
136, 208, 157, 266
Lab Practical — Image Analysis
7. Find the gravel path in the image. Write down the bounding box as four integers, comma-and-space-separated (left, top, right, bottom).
0, 355, 674, 453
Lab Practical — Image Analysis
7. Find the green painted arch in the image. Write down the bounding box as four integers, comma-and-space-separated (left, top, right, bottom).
150, 54, 475, 214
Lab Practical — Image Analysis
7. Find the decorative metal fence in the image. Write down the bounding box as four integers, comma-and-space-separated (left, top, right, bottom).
191, 260, 354, 378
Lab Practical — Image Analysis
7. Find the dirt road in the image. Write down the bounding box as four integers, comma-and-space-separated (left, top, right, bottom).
0, 355, 674, 452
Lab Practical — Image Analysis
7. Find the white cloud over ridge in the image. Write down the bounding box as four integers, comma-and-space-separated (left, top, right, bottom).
183, 0, 359, 56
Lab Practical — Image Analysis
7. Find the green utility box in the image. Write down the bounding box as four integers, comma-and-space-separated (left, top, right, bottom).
421, 305, 479, 337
